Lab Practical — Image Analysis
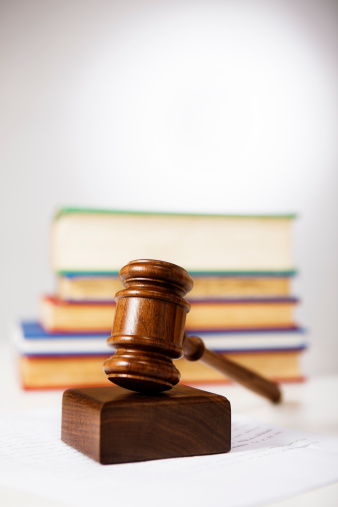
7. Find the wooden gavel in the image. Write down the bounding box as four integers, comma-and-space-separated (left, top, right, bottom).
103, 259, 281, 403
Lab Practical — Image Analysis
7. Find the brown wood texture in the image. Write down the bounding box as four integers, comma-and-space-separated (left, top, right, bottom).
61, 384, 231, 464
103, 259, 193, 393
103, 259, 282, 402
183, 334, 282, 403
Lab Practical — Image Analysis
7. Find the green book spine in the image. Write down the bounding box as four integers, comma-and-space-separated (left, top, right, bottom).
55, 207, 297, 220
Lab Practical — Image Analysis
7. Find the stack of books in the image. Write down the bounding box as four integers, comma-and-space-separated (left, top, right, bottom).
14, 208, 306, 389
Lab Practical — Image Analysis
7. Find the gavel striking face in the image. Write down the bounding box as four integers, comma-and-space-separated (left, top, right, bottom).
103, 259, 282, 403
103, 259, 192, 393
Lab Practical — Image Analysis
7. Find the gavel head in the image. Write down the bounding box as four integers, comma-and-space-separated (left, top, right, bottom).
103, 259, 193, 393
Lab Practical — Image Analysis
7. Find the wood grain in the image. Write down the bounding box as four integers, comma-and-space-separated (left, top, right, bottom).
183, 333, 281, 403
103, 259, 282, 403
103, 259, 193, 392
61, 384, 231, 464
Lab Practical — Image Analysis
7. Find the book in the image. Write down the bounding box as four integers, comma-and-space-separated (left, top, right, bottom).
40, 296, 299, 332
13, 321, 307, 356
57, 272, 294, 301
177, 351, 304, 384
51, 208, 296, 272
18, 350, 304, 389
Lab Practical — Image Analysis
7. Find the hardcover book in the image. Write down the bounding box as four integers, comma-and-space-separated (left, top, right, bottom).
51, 208, 296, 272
18, 351, 304, 389
40, 296, 299, 332
57, 272, 294, 301
14, 321, 307, 356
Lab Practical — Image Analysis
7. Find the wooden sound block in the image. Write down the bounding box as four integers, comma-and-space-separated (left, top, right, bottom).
61, 384, 231, 464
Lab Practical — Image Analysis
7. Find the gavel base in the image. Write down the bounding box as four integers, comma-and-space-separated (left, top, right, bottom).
61, 384, 231, 464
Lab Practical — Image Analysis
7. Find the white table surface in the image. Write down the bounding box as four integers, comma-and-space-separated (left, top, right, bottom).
1, 343, 338, 507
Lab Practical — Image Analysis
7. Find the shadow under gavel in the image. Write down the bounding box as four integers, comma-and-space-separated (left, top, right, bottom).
103, 259, 282, 404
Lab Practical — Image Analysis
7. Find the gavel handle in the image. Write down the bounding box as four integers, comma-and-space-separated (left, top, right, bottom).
183, 333, 282, 404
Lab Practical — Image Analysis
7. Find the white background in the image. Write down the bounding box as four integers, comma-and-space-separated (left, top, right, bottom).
0, 0, 337, 375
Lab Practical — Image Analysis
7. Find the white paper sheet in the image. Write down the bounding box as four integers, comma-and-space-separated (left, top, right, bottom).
1, 406, 338, 507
